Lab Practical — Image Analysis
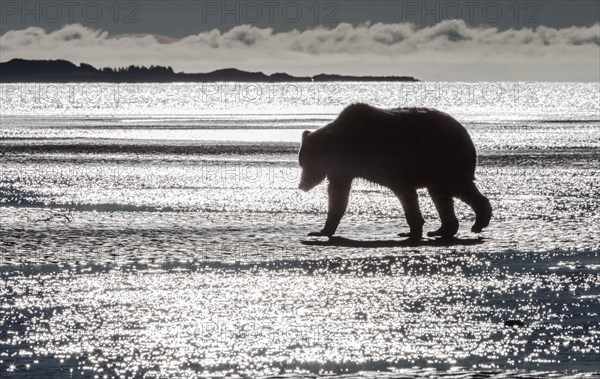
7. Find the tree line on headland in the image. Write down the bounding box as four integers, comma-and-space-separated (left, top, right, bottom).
0, 59, 419, 83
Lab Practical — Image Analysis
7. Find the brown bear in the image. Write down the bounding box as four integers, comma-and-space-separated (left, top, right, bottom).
298, 103, 492, 239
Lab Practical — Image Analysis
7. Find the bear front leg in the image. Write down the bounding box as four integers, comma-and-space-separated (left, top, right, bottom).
394, 188, 424, 240
308, 179, 352, 237
427, 187, 459, 238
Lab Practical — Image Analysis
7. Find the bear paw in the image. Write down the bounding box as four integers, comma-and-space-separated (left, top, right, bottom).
471, 224, 484, 233
398, 231, 422, 240
427, 226, 458, 238
308, 230, 333, 237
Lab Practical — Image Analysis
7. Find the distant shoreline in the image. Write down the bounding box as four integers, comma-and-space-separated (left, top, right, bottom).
0, 59, 419, 83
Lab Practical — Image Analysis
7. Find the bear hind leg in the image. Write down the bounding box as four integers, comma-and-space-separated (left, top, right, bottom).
427, 187, 459, 238
457, 181, 492, 233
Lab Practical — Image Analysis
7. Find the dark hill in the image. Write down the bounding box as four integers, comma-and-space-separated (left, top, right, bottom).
0, 59, 419, 83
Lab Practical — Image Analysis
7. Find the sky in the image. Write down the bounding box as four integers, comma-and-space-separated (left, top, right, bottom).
1, 0, 599, 81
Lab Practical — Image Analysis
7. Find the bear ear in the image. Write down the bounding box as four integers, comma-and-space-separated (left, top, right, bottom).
302, 130, 311, 141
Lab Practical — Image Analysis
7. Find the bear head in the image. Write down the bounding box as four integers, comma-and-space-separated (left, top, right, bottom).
298, 130, 327, 192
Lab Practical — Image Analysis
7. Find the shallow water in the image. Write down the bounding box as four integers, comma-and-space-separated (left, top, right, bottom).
1, 82, 599, 377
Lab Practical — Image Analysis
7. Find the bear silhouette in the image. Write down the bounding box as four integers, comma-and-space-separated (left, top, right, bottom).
299, 103, 492, 239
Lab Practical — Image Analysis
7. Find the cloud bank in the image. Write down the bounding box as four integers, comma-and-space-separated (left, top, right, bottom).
1, 21, 599, 81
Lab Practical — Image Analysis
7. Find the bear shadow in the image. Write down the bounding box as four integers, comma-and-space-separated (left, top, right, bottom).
301, 236, 485, 248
